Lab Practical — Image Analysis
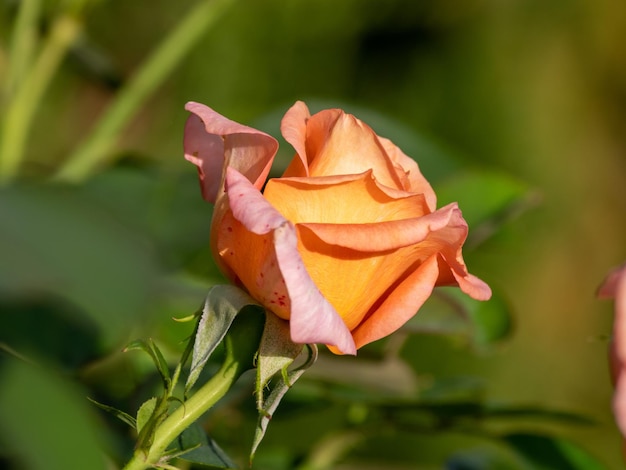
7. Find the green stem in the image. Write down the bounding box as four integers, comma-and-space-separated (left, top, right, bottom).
53, 0, 235, 183
4, 0, 41, 96
0, 13, 81, 183
123, 354, 245, 470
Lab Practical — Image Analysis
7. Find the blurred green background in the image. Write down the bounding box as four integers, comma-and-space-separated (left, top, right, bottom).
1, 0, 625, 468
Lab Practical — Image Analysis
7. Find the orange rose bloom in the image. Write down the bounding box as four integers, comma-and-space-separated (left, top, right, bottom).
185, 101, 491, 355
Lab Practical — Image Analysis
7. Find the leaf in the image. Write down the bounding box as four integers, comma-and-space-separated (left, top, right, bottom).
124, 338, 171, 387
504, 433, 608, 470
0, 360, 107, 469
436, 170, 537, 246
404, 287, 512, 350
136, 397, 158, 435
87, 397, 137, 429
0, 184, 161, 347
173, 422, 237, 468
251, 344, 318, 463
185, 285, 261, 393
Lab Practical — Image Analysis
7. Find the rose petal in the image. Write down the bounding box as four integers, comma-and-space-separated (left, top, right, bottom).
225, 166, 286, 234
263, 171, 430, 227
292, 204, 487, 331
280, 101, 312, 178
299, 203, 461, 252
351, 255, 440, 349
378, 136, 437, 211
307, 111, 405, 189
225, 167, 356, 355
274, 223, 356, 355
184, 102, 278, 202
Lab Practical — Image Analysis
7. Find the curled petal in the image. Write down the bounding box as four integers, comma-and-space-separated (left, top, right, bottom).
263, 171, 430, 227
184, 102, 278, 203
450, 271, 492, 301
300, 203, 461, 252
225, 166, 286, 234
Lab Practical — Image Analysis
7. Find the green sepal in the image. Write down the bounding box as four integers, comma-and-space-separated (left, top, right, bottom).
185, 285, 261, 394
251, 342, 318, 463
124, 338, 171, 388
255, 311, 305, 408
87, 397, 137, 429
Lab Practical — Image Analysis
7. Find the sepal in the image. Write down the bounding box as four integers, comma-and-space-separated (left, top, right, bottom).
186, 285, 262, 394
251, 312, 318, 462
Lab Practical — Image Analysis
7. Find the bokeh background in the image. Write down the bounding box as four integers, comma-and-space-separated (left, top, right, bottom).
1, 0, 626, 468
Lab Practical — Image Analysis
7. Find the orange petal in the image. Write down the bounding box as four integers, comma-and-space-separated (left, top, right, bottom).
351, 255, 440, 349
306, 111, 406, 189
291, 205, 476, 332
378, 136, 437, 210
280, 101, 312, 178
263, 171, 430, 226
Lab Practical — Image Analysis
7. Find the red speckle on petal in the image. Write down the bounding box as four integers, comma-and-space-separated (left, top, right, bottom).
227, 226, 233, 232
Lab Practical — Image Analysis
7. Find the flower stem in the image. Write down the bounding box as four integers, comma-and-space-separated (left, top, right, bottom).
123, 353, 244, 470
122, 306, 265, 470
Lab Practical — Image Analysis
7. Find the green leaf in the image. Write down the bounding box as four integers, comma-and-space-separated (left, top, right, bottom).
0, 184, 161, 347
251, 344, 318, 462
185, 285, 261, 393
173, 422, 237, 468
0, 360, 107, 469
124, 338, 171, 387
87, 397, 137, 429
436, 170, 536, 245
136, 397, 158, 435
404, 287, 512, 349
504, 433, 609, 470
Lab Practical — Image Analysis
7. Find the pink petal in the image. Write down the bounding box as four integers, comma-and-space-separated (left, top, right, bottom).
225, 166, 286, 234
451, 271, 493, 301
225, 167, 356, 355
184, 102, 278, 203
600, 264, 626, 439
274, 223, 356, 355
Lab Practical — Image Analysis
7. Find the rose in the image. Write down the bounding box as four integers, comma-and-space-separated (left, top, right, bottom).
599, 263, 626, 451
184, 101, 491, 355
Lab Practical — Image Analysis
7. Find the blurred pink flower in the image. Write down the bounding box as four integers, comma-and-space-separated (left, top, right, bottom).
184, 101, 491, 355
599, 263, 626, 443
